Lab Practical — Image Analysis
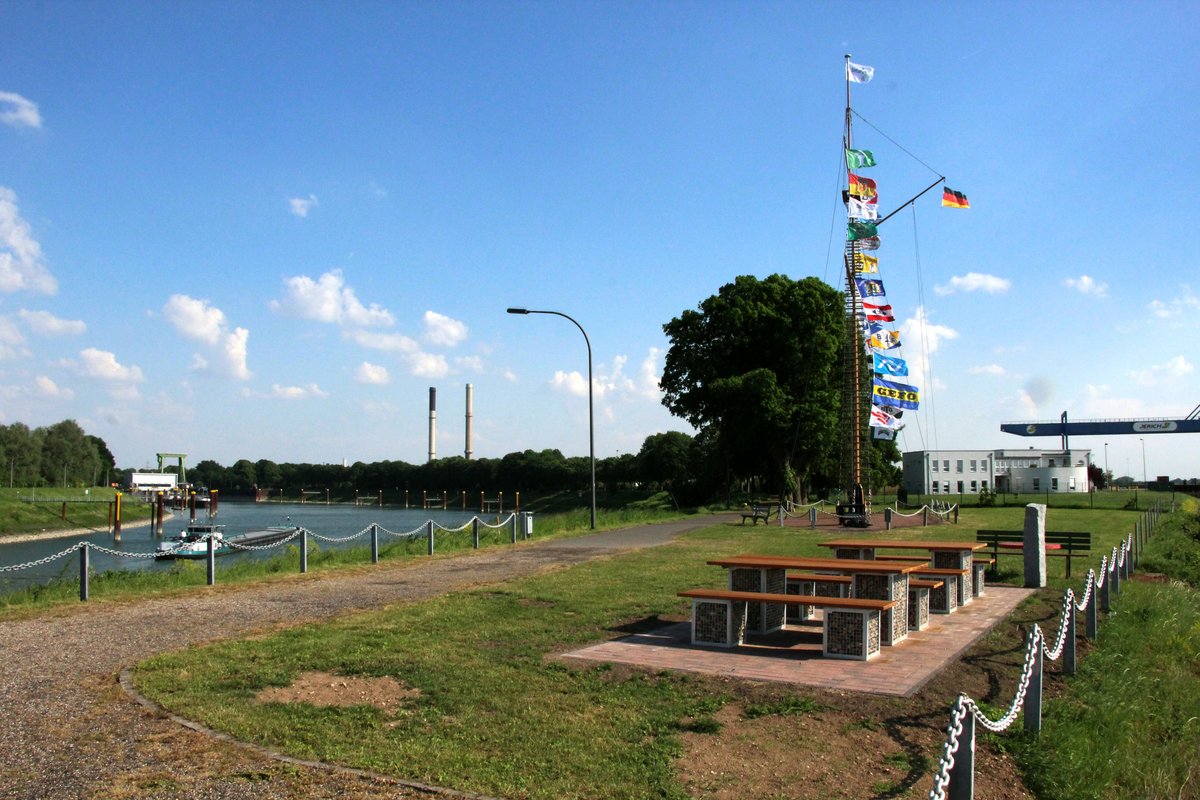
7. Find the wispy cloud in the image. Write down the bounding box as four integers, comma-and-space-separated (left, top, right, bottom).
0, 187, 57, 295
270, 383, 328, 400
272, 270, 394, 328
1148, 285, 1200, 319
968, 364, 1006, 376
17, 309, 85, 336
899, 306, 958, 385
1129, 355, 1193, 387
933, 272, 1011, 296
0, 316, 29, 359
288, 194, 318, 218
34, 375, 73, 399
0, 92, 41, 129
1064, 274, 1108, 297
162, 294, 252, 380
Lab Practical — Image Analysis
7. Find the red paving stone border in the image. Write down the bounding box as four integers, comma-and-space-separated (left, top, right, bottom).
559, 585, 1033, 697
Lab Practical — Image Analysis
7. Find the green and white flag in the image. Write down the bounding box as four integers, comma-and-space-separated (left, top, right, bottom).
847, 221, 879, 241
845, 148, 877, 169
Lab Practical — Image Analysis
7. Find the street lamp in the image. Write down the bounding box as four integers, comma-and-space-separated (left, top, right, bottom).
507, 307, 596, 529
1140, 438, 1147, 486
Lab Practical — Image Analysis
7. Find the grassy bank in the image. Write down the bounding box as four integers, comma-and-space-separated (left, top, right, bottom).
128, 504, 1185, 799
0, 487, 153, 537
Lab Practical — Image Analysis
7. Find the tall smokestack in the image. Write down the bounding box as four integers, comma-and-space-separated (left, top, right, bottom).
428, 387, 437, 462
465, 383, 473, 460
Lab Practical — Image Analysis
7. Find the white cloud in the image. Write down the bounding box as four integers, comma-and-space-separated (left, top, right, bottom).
1063, 275, 1108, 297
271, 383, 328, 400
503, 369, 518, 382
408, 352, 449, 378
551, 369, 590, 397
898, 306, 958, 385
933, 272, 1011, 296
423, 310, 468, 347
272, 270, 394, 328
0, 92, 41, 129
354, 362, 390, 385
968, 364, 1006, 376
288, 194, 318, 218
638, 347, 663, 400
0, 315, 29, 359
1129, 355, 1193, 387
77, 347, 145, 382
34, 375, 73, 399
17, 309, 85, 336
0, 187, 57, 295
162, 294, 251, 379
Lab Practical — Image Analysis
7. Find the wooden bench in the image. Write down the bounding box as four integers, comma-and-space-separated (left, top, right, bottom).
873, 555, 931, 565
976, 530, 1091, 578
678, 588, 895, 660
912, 567, 970, 613
740, 503, 779, 525
908, 578, 943, 631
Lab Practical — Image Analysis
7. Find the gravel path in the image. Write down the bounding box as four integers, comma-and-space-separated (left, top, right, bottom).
0, 517, 730, 800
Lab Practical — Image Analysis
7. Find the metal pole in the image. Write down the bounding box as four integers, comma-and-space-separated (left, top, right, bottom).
473, 517, 480, 549
1024, 630, 1043, 735
300, 529, 308, 574
946, 698, 975, 799
427, 520, 435, 556
206, 535, 216, 586
1086, 574, 1098, 639
79, 543, 89, 602
507, 308, 596, 529
370, 523, 379, 564
1064, 595, 1077, 675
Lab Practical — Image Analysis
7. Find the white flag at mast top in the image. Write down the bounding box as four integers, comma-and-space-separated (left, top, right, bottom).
847, 61, 874, 84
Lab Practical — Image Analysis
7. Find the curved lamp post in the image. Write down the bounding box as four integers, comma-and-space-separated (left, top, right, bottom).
507, 307, 596, 529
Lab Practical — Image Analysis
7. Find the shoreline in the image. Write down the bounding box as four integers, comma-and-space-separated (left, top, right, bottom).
0, 515, 169, 545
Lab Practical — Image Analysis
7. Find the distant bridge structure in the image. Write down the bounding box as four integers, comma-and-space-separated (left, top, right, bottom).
1000, 405, 1200, 450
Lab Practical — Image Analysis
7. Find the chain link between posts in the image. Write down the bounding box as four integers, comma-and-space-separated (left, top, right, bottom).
924, 506, 1160, 800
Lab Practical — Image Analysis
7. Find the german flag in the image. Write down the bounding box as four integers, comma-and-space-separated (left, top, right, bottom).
942, 187, 970, 209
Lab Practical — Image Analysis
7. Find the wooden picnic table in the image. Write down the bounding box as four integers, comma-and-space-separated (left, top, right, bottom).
817, 538, 989, 607
706, 554, 924, 646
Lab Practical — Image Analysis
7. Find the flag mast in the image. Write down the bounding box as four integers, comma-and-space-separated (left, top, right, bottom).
839, 53, 870, 526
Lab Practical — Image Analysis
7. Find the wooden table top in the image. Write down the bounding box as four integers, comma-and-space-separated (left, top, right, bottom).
707, 554, 927, 575
818, 539, 989, 552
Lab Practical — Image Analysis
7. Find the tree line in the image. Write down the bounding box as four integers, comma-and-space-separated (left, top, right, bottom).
0, 420, 117, 489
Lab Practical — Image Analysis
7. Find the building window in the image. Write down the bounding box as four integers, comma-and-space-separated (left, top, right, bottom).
932, 460, 939, 472
1069, 476, 1076, 491
982, 460, 989, 472
970, 481, 977, 492
1049, 459, 1056, 467
970, 460, 977, 472
943, 460, 950, 471
981, 480, 989, 491
943, 482, 950, 493
931, 482, 939, 494
1033, 478, 1041, 491
956, 460, 964, 473
1052, 477, 1059, 491
957, 481, 964, 493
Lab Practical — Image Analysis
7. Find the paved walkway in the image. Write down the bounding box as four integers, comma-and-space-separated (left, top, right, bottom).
561, 585, 1033, 696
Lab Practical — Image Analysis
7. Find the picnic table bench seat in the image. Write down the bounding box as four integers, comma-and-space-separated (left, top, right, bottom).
907, 577, 944, 631
678, 588, 895, 660
911, 567, 970, 614
784, 572, 853, 624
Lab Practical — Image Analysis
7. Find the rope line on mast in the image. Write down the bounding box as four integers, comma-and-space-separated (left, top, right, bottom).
909, 203, 939, 454
850, 109, 943, 177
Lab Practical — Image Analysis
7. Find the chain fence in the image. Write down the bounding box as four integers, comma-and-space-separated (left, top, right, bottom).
925, 502, 1161, 799
1, 511, 526, 600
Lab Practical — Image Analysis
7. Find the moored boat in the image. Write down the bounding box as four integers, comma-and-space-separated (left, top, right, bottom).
156, 522, 230, 559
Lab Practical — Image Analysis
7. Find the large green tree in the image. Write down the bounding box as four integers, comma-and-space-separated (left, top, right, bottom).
660, 274, 844, 501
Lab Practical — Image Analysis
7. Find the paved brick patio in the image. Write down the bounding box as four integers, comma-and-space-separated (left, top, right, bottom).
560, 585, 1033, 697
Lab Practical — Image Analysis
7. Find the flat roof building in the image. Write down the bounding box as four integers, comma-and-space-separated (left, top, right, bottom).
903, 448, 1092, 496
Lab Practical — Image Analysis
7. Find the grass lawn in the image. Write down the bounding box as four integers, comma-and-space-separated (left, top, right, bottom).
130, 501, 1199, 799
0, 486, 152, 537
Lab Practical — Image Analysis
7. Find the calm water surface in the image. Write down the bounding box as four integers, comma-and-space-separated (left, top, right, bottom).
0, 502, 492, 592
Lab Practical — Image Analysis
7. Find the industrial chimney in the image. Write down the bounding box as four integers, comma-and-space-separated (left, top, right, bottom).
465, 383, 474, 460
428, 387, 437, 462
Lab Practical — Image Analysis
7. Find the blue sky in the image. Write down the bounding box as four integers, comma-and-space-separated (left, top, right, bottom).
1, 2, 1197, 481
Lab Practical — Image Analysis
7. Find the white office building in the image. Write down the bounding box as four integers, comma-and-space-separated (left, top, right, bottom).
903, 448, 1092, 496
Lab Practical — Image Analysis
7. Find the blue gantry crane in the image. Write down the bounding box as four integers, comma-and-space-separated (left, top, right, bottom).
1000, 405, 1200, 450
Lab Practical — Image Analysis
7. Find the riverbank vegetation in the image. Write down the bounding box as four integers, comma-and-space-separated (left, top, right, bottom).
126, 503, 1198, 800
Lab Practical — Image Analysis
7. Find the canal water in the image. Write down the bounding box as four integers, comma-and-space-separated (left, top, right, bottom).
0, 502, 491, 593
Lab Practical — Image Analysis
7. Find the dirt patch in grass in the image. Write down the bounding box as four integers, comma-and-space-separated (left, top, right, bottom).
255, 671, 421, 714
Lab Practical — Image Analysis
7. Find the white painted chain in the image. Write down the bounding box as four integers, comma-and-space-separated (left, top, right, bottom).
1042, 590, 1074, 661
88, 542, 170, 560
0, 541, 85, 572
307, 526, 371, 543
226, 529, 304, 551
431, 520, 472, 533
967, 624, 1042, 732
1094, 554, 1109, 588
1075, 569, 1094, 610
376, 525, 425, 539
477, 513, 518, 529
927, 696, 968, 800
